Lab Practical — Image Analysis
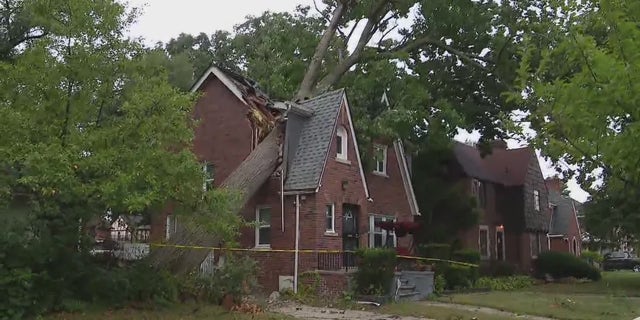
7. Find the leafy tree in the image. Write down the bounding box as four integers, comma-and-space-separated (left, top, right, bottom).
411, 132, 479, 245
512, 0, 640, 241
0, 0, 243, 315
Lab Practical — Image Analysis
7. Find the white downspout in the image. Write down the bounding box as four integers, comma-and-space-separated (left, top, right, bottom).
294, 194, 301, 294
281, 169, 285, 232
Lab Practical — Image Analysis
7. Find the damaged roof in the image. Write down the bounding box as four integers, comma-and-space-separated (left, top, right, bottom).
284, 89, 345, 191
453, 142, 534, 186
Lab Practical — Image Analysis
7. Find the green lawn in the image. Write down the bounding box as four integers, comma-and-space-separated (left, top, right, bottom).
43, 304, 291, 320
434, 272, 640, 320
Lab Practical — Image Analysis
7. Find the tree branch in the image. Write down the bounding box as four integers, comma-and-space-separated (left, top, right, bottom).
314, 0, 389, 93
296, 2, 346, 99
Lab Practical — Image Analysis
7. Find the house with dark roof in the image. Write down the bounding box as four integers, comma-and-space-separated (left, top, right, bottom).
153, 65, 420, 294
451, 140, 551, 271
546, 177, 582, 256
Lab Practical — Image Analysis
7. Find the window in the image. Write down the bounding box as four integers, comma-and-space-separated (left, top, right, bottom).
203, 162, 215, 191
369, 215, 396, 248
479, 225, 490, 260
166, 215, 177, 240
533, 190, 540, 211
325, 204, 335, 233
336, 126, 348, 160
471, 179, 486, 208
255, 207, 271, 247
530, 232, 541, 258
373, 144, 387, 175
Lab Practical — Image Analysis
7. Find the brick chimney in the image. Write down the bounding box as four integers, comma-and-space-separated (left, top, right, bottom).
545, 177, 564, 192
490, 139, 508, 150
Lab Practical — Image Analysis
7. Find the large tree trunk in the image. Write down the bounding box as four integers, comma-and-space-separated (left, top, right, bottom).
150, 122, 284, 274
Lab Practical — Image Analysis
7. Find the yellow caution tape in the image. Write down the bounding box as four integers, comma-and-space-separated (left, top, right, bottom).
149, 243, 478, 268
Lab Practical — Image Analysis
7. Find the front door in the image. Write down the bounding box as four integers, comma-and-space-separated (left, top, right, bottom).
342, 204, 359, 268
496, 229, 505, 261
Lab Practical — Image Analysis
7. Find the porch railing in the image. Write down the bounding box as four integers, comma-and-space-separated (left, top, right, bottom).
317, 251, 358, 271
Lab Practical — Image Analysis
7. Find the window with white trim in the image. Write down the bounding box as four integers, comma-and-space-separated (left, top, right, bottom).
166, 215, 177, 240
336, 126, 348, 160
255, 207, 271, 247
373, 144, 387, 175
533, 190, 540, 211
325, 204, 335, 233
203, 162, 215, 191
471, 179, 486, 208
479, 225, 490, 260
530, 232, 541, 258
369, 215, 396, 248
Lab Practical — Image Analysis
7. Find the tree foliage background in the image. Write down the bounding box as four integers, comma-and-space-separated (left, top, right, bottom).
512, 0, 640, 247
0, 0, 242, 316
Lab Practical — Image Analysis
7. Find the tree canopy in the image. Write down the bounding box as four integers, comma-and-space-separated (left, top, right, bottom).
512, 0, 640, 243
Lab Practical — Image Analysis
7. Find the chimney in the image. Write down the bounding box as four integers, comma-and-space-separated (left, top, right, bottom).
490, 139, 508, 150
545, 177, 564, 192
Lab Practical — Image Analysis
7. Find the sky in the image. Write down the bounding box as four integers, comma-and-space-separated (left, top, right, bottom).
126, 0, 590, 202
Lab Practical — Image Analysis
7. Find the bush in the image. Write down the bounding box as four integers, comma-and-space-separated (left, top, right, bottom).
441, 264, 478, 289
434, 274, 446, 295
181, 253, 258, 304
533, 251, 601, 281
474, 276, 534, 291
354, 248, 397, 295
479, 261, 517, 277
418, 243, 451, 259
452, 249, 481, 264
580, 250, 603, 265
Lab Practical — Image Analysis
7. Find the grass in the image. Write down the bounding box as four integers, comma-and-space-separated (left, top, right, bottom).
379, 302, 518, 320
434, 272, 640, 320
42, 303, 291, 320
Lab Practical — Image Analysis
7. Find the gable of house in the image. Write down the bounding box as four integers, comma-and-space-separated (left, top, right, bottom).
283, 89, 369, 198
452, 141, 549, 232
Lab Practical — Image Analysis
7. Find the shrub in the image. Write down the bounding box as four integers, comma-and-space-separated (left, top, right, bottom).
580, 250, 603, 265
441, 264, 478, 289
418, 243, 451, 259
181, 253, 259, 304
479, 261, 517, 277
354, 248, 397, 295
474, 276, 534, 291
533, 251, 601, 281
452, 249, 481, 264
434, 274, 447, 295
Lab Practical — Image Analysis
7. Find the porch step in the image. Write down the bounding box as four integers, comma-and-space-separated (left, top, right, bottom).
396, 291, 421, 302
398, 284, 416, 291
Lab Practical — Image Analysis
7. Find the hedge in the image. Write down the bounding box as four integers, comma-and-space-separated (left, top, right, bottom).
533, 251, 601, 281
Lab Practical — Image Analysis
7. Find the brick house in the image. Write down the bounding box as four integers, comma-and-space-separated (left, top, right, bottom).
154, 65, 420, 294
546, 177, 582, 256
451, 140, 551, 271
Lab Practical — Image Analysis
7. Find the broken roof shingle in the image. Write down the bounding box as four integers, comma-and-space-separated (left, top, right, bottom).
284, 89, 345, 191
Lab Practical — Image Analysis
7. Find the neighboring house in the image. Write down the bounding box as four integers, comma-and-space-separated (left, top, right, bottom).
546, 177, 582, 256
153, 65, 420, 294
89, 215, 151, 260
451, 140, 550, 271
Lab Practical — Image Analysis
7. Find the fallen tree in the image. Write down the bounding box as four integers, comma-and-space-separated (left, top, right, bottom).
150, 121, 284, 274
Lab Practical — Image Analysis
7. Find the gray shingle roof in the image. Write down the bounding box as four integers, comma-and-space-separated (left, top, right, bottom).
284, 89, 345, 191
549, 190, 575, 235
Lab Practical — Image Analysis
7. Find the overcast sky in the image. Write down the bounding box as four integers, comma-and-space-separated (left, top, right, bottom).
126, 0, 590, 202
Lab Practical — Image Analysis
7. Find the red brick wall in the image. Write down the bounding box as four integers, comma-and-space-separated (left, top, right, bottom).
192, 76, 254, 185
366, 140, 415, 249
316, 100, 368, 248
300, 271, 351, 298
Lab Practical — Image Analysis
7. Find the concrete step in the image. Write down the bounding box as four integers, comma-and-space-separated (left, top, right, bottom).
396, 291, 421, 302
